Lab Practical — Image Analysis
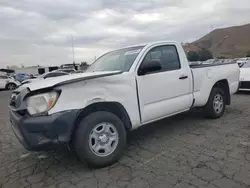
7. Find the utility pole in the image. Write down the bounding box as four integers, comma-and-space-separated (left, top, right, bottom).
71, 35, 75, 64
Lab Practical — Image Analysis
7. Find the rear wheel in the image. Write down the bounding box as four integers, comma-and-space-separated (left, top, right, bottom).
6, 83, 17, 90
203, 87, 225, 119
237, 82, 241, 92
74, 111, 127, 168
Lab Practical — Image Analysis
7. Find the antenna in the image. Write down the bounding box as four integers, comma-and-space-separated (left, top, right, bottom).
71, 35, 75, 63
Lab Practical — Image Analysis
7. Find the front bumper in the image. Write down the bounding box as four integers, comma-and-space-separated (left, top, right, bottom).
9, 109, 78, 151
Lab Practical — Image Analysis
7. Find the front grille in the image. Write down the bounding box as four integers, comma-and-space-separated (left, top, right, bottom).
240, 81, 250, 89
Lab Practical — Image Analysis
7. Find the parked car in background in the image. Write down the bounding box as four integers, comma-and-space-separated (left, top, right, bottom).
72, 70, 85, 74
57, 68, 76, 74
222, 59, 234, 64
203, 59, 215, 64
189, 61, 202, 66
9, 41, 239, 167
14, 73, 30, 82
60, 64, 79, 69
237, 58, 249, 68
0, 74, 20, 90
239, 60, 250, 90
21, 70, 69, 85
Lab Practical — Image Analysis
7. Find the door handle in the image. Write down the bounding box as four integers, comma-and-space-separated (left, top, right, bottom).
179, 75, 188, 80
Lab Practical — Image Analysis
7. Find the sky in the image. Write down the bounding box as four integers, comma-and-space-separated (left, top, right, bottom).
0, 0, 250, 68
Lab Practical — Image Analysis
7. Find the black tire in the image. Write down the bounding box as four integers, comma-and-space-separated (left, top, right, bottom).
6, 83, 17, 90
236, 82, 241, 93
203, 87, 225, 119
74, 111, 127, 168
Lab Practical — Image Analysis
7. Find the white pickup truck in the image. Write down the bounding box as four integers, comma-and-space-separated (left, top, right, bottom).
9, 41, 239, 167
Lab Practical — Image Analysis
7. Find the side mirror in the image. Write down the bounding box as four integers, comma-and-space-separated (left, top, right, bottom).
138, 60, 162, 75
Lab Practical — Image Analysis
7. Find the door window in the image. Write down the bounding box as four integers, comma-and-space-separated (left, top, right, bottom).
141, 45, 181, 74
0, 76, 8, 79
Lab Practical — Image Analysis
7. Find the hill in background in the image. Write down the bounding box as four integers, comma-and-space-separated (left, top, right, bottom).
183, 23, 250, 58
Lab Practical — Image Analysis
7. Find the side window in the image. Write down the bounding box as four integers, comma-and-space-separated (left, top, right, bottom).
141, 45, 181, 73
0, 76, 8, 79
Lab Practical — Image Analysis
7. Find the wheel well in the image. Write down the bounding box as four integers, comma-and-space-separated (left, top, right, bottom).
5, 82, 16, 89
73, 102, 132, 134
213, 79, 230, 105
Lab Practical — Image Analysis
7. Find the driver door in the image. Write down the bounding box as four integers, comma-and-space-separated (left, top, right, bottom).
136, 45, 193, 123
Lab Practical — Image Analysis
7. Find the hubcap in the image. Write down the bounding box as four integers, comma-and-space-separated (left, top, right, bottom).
213, 94, 223, 114
99, 134, 108, 142
89, 122, 118, 157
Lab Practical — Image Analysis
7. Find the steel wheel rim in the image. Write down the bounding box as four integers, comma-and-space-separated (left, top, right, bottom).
213, 94, 223, 114
89, 122, 119, 157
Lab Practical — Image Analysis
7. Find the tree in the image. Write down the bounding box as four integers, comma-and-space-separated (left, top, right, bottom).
198, 48, 213, 61
246, 51, 250, 57
80, 61, 88, 66
187, 51, 199, 62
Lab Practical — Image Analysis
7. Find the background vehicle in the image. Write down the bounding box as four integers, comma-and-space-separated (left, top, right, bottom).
237, 58, 250, 68
0, 74, 20, 90
9, 41, 239, 167
188, 61, 202, 66
14, 73, 30, 82
73, 70, 85, 74
21, 70, 69, 85
57, 68, 76, 74
60, 64, 79, 69
239, 60, 250, 90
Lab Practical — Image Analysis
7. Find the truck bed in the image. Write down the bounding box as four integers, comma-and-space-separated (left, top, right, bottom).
191, 62, 239, 107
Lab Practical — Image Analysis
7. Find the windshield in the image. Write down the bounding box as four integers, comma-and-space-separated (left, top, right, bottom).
87, 46, 144, 72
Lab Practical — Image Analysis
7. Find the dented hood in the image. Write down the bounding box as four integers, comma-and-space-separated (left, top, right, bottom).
21, 71, 122, 91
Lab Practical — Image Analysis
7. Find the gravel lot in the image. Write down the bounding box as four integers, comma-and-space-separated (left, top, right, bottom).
0, 90, 250, 188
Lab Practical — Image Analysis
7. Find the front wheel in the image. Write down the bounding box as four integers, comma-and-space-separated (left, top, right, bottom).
203, 87, 225, 119
6, 83, 17, 90
74, 111, 127, 168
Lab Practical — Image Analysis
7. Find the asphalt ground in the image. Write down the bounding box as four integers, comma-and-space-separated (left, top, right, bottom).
0, 90, 250, 188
